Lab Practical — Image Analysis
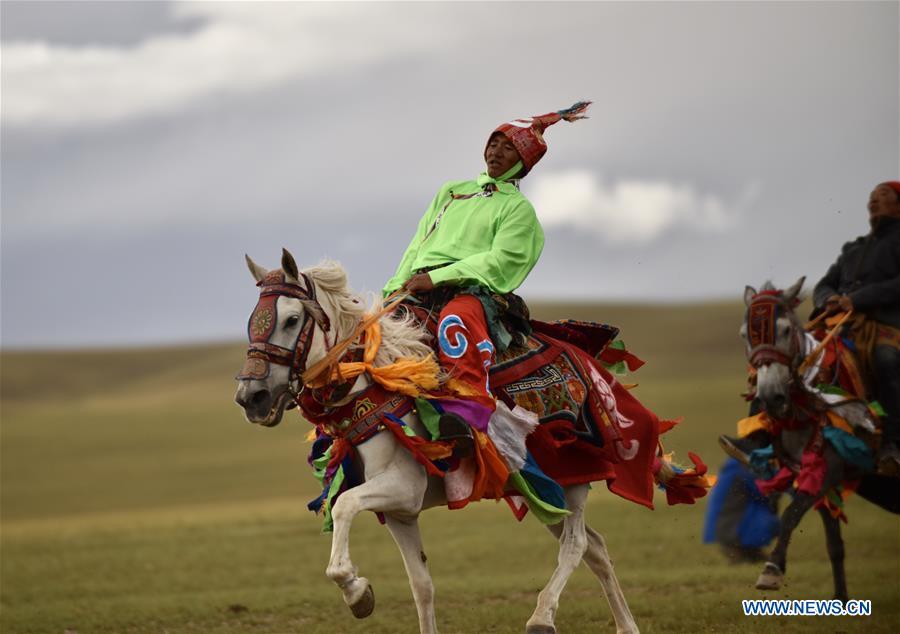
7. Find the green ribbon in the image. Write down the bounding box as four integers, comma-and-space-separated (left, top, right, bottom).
508, 471, 570, 524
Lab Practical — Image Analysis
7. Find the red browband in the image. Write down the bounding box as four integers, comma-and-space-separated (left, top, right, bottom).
746, 293, 802, 370
752, 289, 801, 307
235, 270, 330, 381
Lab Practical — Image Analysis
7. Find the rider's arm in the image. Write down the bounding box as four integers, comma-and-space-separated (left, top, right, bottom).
849, 234, 900, 311
849, 274, 900, 311
812, 254, 843, 310
427, 199, 544, 294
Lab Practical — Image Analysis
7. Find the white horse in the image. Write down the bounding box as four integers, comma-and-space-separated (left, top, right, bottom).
235, 249, 646, 634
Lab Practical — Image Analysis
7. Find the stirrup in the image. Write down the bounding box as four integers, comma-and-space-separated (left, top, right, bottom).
718, 434, 752, 466
438, 413, 474, 458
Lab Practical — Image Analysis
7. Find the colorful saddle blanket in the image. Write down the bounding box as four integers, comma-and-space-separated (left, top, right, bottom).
492, 332, 611, 447
404, 305, 662, 507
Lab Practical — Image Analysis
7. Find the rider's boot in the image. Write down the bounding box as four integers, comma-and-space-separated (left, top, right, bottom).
438, 412, 474, 458
718, 430, 770, 466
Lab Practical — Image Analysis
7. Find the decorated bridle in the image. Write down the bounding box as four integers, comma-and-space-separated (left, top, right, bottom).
235, 269, 332, 396
745, 290, 804, 372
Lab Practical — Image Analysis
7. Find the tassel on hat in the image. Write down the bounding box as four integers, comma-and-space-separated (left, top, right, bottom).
555, 100, 593, 122
486, 101, 592, 173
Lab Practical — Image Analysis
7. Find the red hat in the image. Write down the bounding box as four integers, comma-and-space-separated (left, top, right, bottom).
881, 181, 900, 197
486, 101, 592, 173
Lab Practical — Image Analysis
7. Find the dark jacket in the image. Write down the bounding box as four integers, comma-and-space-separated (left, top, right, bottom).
813, 216, 900, 328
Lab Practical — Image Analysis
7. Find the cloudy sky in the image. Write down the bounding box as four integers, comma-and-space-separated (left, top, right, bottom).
2, 1, 898, 348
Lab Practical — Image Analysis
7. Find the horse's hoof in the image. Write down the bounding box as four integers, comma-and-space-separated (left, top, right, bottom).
525, 625, 557, 634
755, 562, 784, 590
348, 581, 375, 619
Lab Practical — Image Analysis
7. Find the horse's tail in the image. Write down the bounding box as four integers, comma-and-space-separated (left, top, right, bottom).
856, 472, 900, 514
652, 450, 712, 505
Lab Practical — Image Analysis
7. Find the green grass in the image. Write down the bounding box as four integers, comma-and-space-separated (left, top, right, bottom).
2, 302, 898, 633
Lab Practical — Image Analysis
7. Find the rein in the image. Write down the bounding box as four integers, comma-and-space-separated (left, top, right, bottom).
745, 292, 853, 427
796, 310, 853, 376
301, 290, 410, 387
237, 279, 435, 407
747, 292, 852, 376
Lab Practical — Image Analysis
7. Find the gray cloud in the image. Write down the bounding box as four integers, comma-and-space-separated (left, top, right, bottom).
0, 0, 203, 47
2, 1, 897, 347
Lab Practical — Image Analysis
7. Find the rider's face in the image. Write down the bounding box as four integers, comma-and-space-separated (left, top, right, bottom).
867, 183, 900, 220
485, 134, 522, 179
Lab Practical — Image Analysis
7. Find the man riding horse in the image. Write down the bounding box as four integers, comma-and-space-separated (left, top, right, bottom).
383, 101, 591, 450
723, 181, 900, 477
235, 103, 711, 632
813, 180, 900, 475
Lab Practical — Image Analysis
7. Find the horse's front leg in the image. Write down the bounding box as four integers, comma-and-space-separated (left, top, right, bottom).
817, 506, 848, 602
385, 515, 438, 634
526, 483, 590, 634
326, 462, 427, 619
757, 491, 818, 590
757, 447, 845, 592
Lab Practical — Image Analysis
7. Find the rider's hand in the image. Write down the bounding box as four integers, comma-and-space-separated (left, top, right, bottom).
837, 295, 854, 313
824, 294, 841, 315
402, 273, 434, 295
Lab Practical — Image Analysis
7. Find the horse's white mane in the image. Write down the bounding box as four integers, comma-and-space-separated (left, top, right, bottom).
304, 260, 434, 366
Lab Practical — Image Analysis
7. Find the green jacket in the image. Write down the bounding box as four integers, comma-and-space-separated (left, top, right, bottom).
383, 175, 544, 295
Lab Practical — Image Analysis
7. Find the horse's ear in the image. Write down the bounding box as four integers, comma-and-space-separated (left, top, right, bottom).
281, 248, 300, 283
245, 254, 268, 283
784, 276, 805, 304
743, 285, 757, 306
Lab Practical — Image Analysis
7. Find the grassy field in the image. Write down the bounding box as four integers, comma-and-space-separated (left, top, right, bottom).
2, 301, 898, 634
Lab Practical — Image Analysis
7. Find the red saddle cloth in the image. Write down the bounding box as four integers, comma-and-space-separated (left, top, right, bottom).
494, 328, 660, 507
407, 306, 662, 508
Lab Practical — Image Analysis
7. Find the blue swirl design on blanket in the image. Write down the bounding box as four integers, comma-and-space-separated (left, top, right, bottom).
438, 314, 468, 358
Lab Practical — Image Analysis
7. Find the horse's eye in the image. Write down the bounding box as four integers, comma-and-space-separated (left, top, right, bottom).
285, 315, 300, 328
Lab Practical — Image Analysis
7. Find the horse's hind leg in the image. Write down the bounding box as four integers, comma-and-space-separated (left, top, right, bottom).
384, 515, 438, 634
817, 506, 848, 602
583, 525, 639, 633
526, 484, 589, 634
543, 522, 639, 634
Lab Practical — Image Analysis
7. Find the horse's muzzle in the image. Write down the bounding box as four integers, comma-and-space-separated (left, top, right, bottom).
761, 393, 791, 419
234, 384, 289, 427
